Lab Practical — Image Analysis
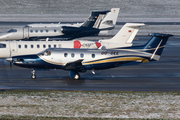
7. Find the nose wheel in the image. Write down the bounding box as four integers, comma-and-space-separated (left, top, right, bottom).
31, 70, 36, 79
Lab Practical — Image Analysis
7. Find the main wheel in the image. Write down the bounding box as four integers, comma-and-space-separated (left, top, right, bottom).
31, 75, 36, 79
73, 73, 80, 80
69, 70, 80, 80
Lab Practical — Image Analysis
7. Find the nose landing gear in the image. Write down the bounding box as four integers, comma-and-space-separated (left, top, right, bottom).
31, 69, 36, 79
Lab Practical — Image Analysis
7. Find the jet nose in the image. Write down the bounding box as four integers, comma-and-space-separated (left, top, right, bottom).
5, 57, 13, 62
0, 34, 10, 41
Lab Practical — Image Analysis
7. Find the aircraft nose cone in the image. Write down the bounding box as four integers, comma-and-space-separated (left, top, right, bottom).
5, 57, 13, 62
0, 34, 9, 41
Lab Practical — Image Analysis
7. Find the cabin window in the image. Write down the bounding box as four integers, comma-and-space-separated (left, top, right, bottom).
58, 44, 61, 48
54, 30, 57, 32
0, 43, 6, 48
31, 45, 33, 48
48, 45, 51, 48
64, 53, 68, 57
46, 30, 48, 33
30, 30, 33, 33
25, 45, 27, 48
18, 45, 21, 49
7, 29, 17, 33
71, 53, 75, 58
92, 54, 95, 58
35, 30, 38, 33
40, 30, 43, 33
54, 45, 56, 48
80, 53, 84, 58
37, 45, 40, 48
43, 45, 46, 48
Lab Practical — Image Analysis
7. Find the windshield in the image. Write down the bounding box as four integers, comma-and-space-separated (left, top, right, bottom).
7, 29, 17, 33
38, 50, 51, 56
0, 43, 6, 48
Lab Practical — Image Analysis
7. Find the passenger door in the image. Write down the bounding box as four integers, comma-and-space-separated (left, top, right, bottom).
10, 42, 18, 53
23, 27, 29, 39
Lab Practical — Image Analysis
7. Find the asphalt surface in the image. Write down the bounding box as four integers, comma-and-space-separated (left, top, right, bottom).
0, 36, 179, 91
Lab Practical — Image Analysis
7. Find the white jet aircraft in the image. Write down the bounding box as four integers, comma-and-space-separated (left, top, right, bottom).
0, 23, 145, 59
0, 8, 119, 41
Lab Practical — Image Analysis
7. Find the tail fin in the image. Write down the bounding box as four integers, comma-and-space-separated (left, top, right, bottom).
99, 8, 120, 33
81, 10, 110, 28
99, 23, 145, 46
143, 33, 173, 61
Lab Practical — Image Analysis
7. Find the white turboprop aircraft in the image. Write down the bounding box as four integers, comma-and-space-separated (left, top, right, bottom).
0, 23, 145, 59
0, 8, 120, 41
6, 33, 173, 79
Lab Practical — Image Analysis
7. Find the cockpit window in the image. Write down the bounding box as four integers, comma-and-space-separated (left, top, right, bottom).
24, 25, 30, 28
39, 50, 51, 56
7, 29, 17, 33
0, 43, 6, 48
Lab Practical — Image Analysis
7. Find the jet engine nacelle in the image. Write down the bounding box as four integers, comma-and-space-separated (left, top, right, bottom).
61, 26, 82, 34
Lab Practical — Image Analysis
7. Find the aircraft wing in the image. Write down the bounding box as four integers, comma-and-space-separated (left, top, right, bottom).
64, 59, 87, 72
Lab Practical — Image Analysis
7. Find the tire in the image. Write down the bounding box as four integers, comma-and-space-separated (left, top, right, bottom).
31, 75, 36, 79
73, 73, 80, 80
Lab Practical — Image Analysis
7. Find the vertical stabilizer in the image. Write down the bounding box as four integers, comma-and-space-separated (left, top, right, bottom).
99, 8, 120, 32
143, 33, 173, 61
81, 10, 110, 28
99, 23, 145, 47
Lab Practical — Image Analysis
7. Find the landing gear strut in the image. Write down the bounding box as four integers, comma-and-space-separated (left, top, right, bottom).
31, 69, 36, 79
69, 70, 80, 80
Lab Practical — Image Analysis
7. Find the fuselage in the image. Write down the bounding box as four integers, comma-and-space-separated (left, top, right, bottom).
0, 40, 101, 59
0, 23, 82, 41
11, 48, 152, 71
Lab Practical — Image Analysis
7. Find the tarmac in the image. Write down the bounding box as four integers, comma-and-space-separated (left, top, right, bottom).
0, 36, 179, 91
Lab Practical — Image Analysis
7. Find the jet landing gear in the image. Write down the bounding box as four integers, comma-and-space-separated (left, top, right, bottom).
31, 69, 36, 79
69, 70, 80, 80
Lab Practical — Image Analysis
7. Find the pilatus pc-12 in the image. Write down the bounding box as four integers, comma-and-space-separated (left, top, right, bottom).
6, 33, 173, 80
0, 8, 119, 41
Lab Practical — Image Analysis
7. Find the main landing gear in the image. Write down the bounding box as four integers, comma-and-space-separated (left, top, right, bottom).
69, 70, 80, 80
31, 69, 36, 79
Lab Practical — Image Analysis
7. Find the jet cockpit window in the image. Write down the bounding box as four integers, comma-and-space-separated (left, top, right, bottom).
0, 43, 6, 48
7, 29, 17, 33
24, 25, 30, 28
